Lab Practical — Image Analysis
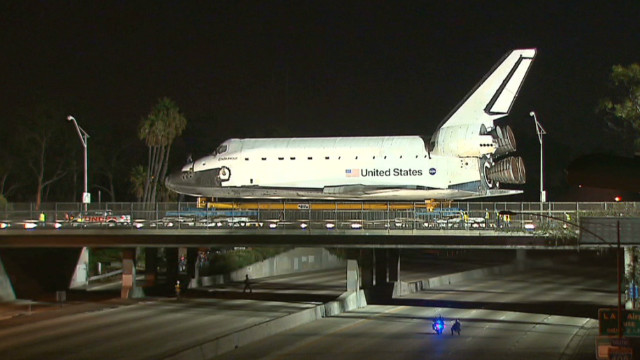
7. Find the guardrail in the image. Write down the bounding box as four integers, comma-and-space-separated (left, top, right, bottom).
0, 201, 638, 232
88, 269, 123, 282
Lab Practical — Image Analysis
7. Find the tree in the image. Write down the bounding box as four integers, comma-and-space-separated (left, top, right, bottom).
129, 165, 147, 203
0, 147, 19, 200
600, 63, 640, 152
19, 104, 75, 209
0, 117, 22, 201
138, 97, 187, 203
93, 129, 139, 202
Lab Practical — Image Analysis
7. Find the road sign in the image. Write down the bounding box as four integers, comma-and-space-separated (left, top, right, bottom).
596, 336, 633, 360
610, 337, 631, 347
599, 308, 640, 337
609, 347, 633, 360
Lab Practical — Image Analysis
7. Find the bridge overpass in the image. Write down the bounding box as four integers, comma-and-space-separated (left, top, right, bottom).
0, 228, 566, 249
2, 200, 638, 248
0, 201, 638, 302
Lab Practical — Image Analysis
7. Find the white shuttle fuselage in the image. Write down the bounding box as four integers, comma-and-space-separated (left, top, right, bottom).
166, 49, 536, 200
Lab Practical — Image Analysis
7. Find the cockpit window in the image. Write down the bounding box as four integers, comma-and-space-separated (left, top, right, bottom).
217, 145, 228, 154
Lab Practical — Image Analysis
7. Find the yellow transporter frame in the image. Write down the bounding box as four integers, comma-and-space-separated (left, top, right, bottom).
197, 197, 450, 211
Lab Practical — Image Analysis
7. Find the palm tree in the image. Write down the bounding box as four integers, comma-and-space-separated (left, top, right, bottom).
129, 165, 147, 203
138, 97, 187, 203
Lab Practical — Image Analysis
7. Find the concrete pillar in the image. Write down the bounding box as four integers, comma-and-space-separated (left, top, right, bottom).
187, 248, 198, 278
0, 253, 15, 301
186, 248, 198, 288
375, 249, 387, 285
69, 247, 89, 289
145, 248, 158, 287
121, 248, 143, 299
0, 248, 81, 299
388, 249, 400, 283
166, 247, 179, 291
358, 249, 374, 289
346, 259, 359, 292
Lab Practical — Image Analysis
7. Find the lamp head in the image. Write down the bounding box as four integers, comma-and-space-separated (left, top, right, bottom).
529, 111, 535, 117
67, 115, 75, 122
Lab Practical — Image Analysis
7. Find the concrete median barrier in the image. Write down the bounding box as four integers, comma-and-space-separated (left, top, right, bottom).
394, 258, 553, 296
163, 289, 366, 360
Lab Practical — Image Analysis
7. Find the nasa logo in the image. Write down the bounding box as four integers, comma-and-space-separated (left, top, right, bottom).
429, 168, 436, 175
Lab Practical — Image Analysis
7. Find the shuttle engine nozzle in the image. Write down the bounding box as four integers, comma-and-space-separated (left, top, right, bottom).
493, 125, 517, 157
486, 156, 526, 184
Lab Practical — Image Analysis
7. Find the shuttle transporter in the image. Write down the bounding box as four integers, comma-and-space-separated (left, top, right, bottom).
166, 48, 536, 201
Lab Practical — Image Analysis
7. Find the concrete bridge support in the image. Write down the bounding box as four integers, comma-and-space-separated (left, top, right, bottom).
166, 247, 179, 292
121, 248, 143, 299
357, 249, 374, 288
373, 249, 400, 286
186, 247, 198, 287
145, 248, 158, 287
347, 259, 359, 292
375, 249, 386, 285
69, 247, 89, 289
348, 249, 400, 301
0, 248, 81, 300
142, 247, 191, 294
0, 254, 15, 301
388, 249, 400, 283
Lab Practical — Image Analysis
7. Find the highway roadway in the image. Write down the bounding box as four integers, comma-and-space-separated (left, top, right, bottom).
0, 253, 617, 360
0, 269, 346, 360
214, 256, 617, 360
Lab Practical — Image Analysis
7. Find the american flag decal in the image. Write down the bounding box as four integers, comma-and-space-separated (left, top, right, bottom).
345, 169, 360, 177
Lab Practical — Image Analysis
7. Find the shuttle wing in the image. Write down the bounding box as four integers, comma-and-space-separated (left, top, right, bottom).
437, 49, 536, 130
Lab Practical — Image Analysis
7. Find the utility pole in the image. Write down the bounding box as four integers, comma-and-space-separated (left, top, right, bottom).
67, 115, 90, 212
530, 111, 546, 202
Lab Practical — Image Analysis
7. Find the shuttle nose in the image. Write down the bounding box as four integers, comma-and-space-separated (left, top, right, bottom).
164, 167, 224, 197
165, 170, 200, 196
164, 172, 182, 193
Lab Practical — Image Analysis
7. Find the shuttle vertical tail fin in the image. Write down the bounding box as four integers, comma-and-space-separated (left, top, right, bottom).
438, 48, 536, 130
431, 48, 536, 157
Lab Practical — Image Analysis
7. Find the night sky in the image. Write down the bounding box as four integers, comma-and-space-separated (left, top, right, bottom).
1, 1, 639, 201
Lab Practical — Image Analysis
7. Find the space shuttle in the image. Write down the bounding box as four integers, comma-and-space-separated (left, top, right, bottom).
166, 48, 536, 200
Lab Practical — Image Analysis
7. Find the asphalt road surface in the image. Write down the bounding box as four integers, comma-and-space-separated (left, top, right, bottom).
214, 257, 617, 360
0, 253, 618, 360
0, 268, 348, 360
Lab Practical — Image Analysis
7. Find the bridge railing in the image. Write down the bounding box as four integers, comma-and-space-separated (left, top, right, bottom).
0, 201, 638, 232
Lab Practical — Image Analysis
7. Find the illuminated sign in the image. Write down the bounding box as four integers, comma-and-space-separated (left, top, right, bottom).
345, 168, 423, 177
599, 308, 640, 337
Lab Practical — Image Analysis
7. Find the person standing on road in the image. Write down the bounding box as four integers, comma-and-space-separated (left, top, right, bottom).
463, 211, 469, 229
484, 209, 490, 227
175, 280, 181, 299
451, 319, 461, 335
243, 274, 252, 293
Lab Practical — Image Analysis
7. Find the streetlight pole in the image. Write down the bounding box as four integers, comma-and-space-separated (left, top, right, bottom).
500, 210, 623, 337
67, 115, 90, 212
529, 111, 546, 202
